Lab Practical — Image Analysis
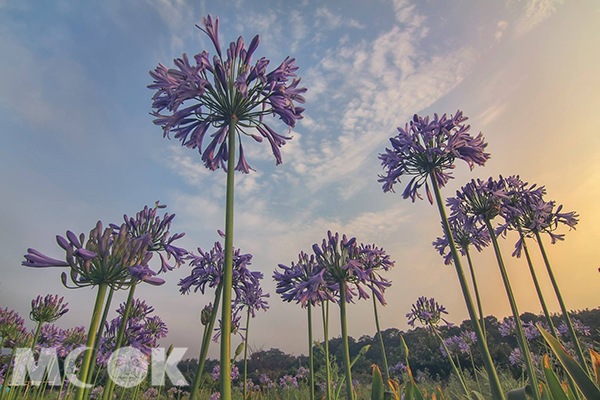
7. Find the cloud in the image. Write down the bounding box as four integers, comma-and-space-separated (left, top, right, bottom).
495, 20, 509, 41
298, 6, 478, 194
314, 7, 365, 30
514, 0, 562, 37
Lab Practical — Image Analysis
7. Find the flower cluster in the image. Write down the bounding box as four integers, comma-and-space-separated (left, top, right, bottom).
388, 361, 407, 376
440, 335, 470, 357
406, 296, 451, 328
509, 348, 541, 369
210, 364, 239, 382
23, 221, 157, 289
115, 201, 188, 273
494, 175, 579, 254
432, 212, 491, 265
279, 374, 298, 389
0, 308, 26, 347
30, 294, 69, 324
378, 111, 489, 202
148, 15, 306, 173
447, 177, 507, 223
97, 299, 168, 364
275, 232, 395, 306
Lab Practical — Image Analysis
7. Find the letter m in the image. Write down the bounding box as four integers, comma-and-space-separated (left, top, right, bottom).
11, 348, 61, 386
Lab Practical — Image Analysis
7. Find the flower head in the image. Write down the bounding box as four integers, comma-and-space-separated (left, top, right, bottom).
432, 212, 490, 265
178, 238, 262, 303
0, 308, 26, 346
30, 294, 69, 323
273, 251, 335, 307
23, 221, 155, 290
379, 111, 489, 203
447, 177, 507, 223
148, 15, 306, 173
114, 201, 188, 273
406, 296, 451, 328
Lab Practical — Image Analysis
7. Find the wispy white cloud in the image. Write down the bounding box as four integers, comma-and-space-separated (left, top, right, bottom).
315, 7, 365, 30
514, 0, 562, 37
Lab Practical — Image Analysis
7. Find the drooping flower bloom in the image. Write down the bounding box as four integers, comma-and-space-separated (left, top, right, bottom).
148, 15, 306, 173
22, 221, 156, 289
273, 251, 335, 307
432, 212, 491, 265
447, 177, 508, 224
179, 240, 261, 299
30, 294, 69, 324
114, 201, 188, 273
406, 296, 452, 328
378, 111, 490, 202
357, 243, 394, 305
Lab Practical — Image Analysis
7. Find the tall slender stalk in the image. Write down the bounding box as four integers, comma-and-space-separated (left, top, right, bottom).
484, 219, 540, 400
243, 308, 251, 400
322, 300, 332, 400
338, 281, 354, 400
190, 284, 223, 400
103, 283, 137, 400
534, 231, 589, 375
518, 229, 557, 337
307, 304, 315, 400
465, 248, 486, 339
84, 286, 115, 399
30, 322, 43, 351
371, 293, 390, 388
430, 174, 505, 400
75, 282, 108, 400
220, 118, 238, 400
0, 349, 15, 400
431, 323, 470, 397
469, 349, 482, 394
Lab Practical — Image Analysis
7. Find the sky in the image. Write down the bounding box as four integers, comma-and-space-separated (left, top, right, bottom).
1, 0, 600, 360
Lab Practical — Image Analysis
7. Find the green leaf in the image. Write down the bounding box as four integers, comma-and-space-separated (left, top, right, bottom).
372, 365, 384, 400
542, 355, 569, 400
471, 390, 486, 400
538, 325, 600, 400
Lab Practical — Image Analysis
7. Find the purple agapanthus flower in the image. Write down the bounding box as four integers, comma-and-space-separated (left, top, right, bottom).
0, 308, 26, 347
558, 319, 590, 337
357, 244, 394, 305
440, 335, 470, 357
378, 111, 490, 203
509, 348, 541, 369
113, 201, 188, 273
30, 294, 69, 324
447, 177, 508, 224
97, 298, 167, 364
494, 176, 579, 254
36, 324, 64, 349
210, 364, 239, 382
388, 361, 407, 376
432, 210, 491, 265
148, 15, 306, 173
23, 221, 155, 290
273, 251, 335, 308
179, 238, 262, 303
58, 326, 87, 358
311, 231, 388, 304
406, 296, 452, 328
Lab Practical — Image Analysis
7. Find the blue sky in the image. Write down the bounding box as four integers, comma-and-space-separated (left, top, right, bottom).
1, 0, 600, 358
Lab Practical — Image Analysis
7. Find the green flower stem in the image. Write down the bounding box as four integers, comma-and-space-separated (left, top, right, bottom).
84, 286, 115, 399
322, 300, 332, 400
430, 174, 505, 400
307, 303, 315, 400
103, 283, 137, 400
431, 323, 470, 396
518, 229, 557, 337
534, 230, 589, 375
220, 117, 238, 400
469, 349, 482, 394
190, 284, 223, 400
484, 219, 540, 400
75, 282, 108, 400
338, 281, 354, 400
30, 321, 43, 351
371, 293, 390, 389
465, 247, 486, 340
243, 307, 251, 400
